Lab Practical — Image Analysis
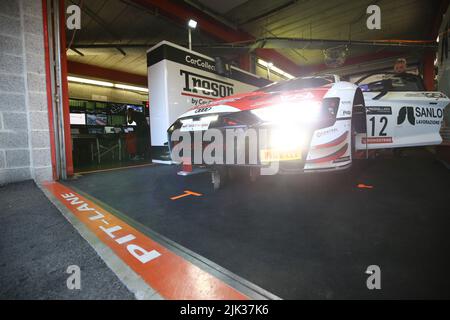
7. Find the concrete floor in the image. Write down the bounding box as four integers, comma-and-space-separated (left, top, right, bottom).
0, 181, 134, 299
66, 149, 450, 299
1, 149, 449, 299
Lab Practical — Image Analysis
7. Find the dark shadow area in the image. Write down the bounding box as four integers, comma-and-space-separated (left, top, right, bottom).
66, 152, 450, 299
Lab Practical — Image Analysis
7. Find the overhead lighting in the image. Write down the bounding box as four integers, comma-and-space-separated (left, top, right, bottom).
115, 83, 148, 93
67, 76, 113, 87
251, 101, 322, 124
67, 76, 148, 93
188, 19, 198, 29
257, 59, 295, 80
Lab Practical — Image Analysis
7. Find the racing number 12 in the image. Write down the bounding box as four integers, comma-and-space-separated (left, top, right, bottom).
369, 116, 388, 136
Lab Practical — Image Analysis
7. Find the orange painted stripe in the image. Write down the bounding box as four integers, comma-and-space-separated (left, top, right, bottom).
170, 190, 203, 200
43, 181, 247, 300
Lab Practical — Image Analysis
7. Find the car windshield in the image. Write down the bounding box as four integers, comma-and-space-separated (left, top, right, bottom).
257, 76, 334, 93
357, 72, 425, 92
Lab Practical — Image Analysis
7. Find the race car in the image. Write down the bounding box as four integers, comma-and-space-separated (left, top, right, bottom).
167, 73, 449, 189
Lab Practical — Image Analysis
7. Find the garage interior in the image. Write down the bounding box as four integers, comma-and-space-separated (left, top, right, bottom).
64, 0, 445, 173
1, 0, 450, 300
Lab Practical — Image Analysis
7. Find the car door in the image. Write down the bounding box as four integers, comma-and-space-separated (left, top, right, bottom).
355, 73, 449, 150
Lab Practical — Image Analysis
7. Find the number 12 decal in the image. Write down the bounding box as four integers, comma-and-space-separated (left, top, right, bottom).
369, 116, 388, 136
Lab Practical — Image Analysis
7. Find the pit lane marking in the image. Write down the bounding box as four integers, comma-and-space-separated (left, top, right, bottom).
170, 190, 203, 200
43, 182, 246, 300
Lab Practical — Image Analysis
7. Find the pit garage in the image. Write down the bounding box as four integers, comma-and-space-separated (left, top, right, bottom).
1, 0, 450, 301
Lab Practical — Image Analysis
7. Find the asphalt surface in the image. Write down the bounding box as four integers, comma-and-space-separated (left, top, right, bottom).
67, 149, 450, 299
0, 181, 134, 300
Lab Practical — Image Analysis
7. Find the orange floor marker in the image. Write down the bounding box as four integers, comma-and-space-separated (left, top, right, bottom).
357, 183, 374, 189
170, 190, 203, 200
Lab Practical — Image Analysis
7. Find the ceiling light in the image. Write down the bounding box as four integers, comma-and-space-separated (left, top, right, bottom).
114, 83, 148, 93
188, 19, 197, 29
67, 76, 149, 93
67, 76, 113, 87
257, 59, 295, 80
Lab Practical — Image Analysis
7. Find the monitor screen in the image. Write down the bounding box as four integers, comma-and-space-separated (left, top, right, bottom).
69, 99, 86, 113
96, 113, 107, 126
95, 101, 107, 112
86, 101, 96, 112
70, 113, 86, 125
110, 115, 125, 126
127, 105, 143, 113
110, 103, 126, 114
86, 113, 107, 126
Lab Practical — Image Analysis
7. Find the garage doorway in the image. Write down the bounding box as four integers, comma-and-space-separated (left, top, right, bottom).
44, 0, 153, 178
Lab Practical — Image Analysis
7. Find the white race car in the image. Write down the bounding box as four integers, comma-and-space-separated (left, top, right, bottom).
167, 73, 449, 187
355, 72, 448, 151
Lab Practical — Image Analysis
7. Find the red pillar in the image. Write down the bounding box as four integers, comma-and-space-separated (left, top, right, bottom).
423, 50, 436, 91
59, 0, 74, 176
42, 0, 57, 180
239, 54, 250, 72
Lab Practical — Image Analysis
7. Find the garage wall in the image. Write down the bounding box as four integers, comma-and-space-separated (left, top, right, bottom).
0, 0, 52, 185
68, 83, 148, 105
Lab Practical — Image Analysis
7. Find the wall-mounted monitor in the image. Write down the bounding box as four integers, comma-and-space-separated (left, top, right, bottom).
95, 101, 107, 112
69, 99, 86, 112
70, 113, 86, 125
110, 115, 125, 126
86, 101, 96, 112
95, 114, 107, 126
86, 113, 107, 126
127, 105, 143, 113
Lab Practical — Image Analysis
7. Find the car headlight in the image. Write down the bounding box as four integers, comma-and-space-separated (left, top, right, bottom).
250, 101, 322, 124
269, 127, 307, 150
259, 126, 307, 163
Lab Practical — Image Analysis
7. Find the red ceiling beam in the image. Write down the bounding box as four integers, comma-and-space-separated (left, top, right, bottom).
67, 61, 148, 86
131, 0, 302, 75
301, 50, 407, 75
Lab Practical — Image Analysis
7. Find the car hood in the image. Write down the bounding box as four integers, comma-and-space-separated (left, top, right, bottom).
178, 87, 330, 118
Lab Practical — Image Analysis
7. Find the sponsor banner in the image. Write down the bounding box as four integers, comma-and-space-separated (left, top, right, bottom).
260, 149, 302, 163
366, 106, 392, 115
147, 42, 271, 87
147, 41, 270, 161
404, 92, 448, 99
397, 106, 444, 126
362, 136, 393, 144
180, 119, 212, 132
